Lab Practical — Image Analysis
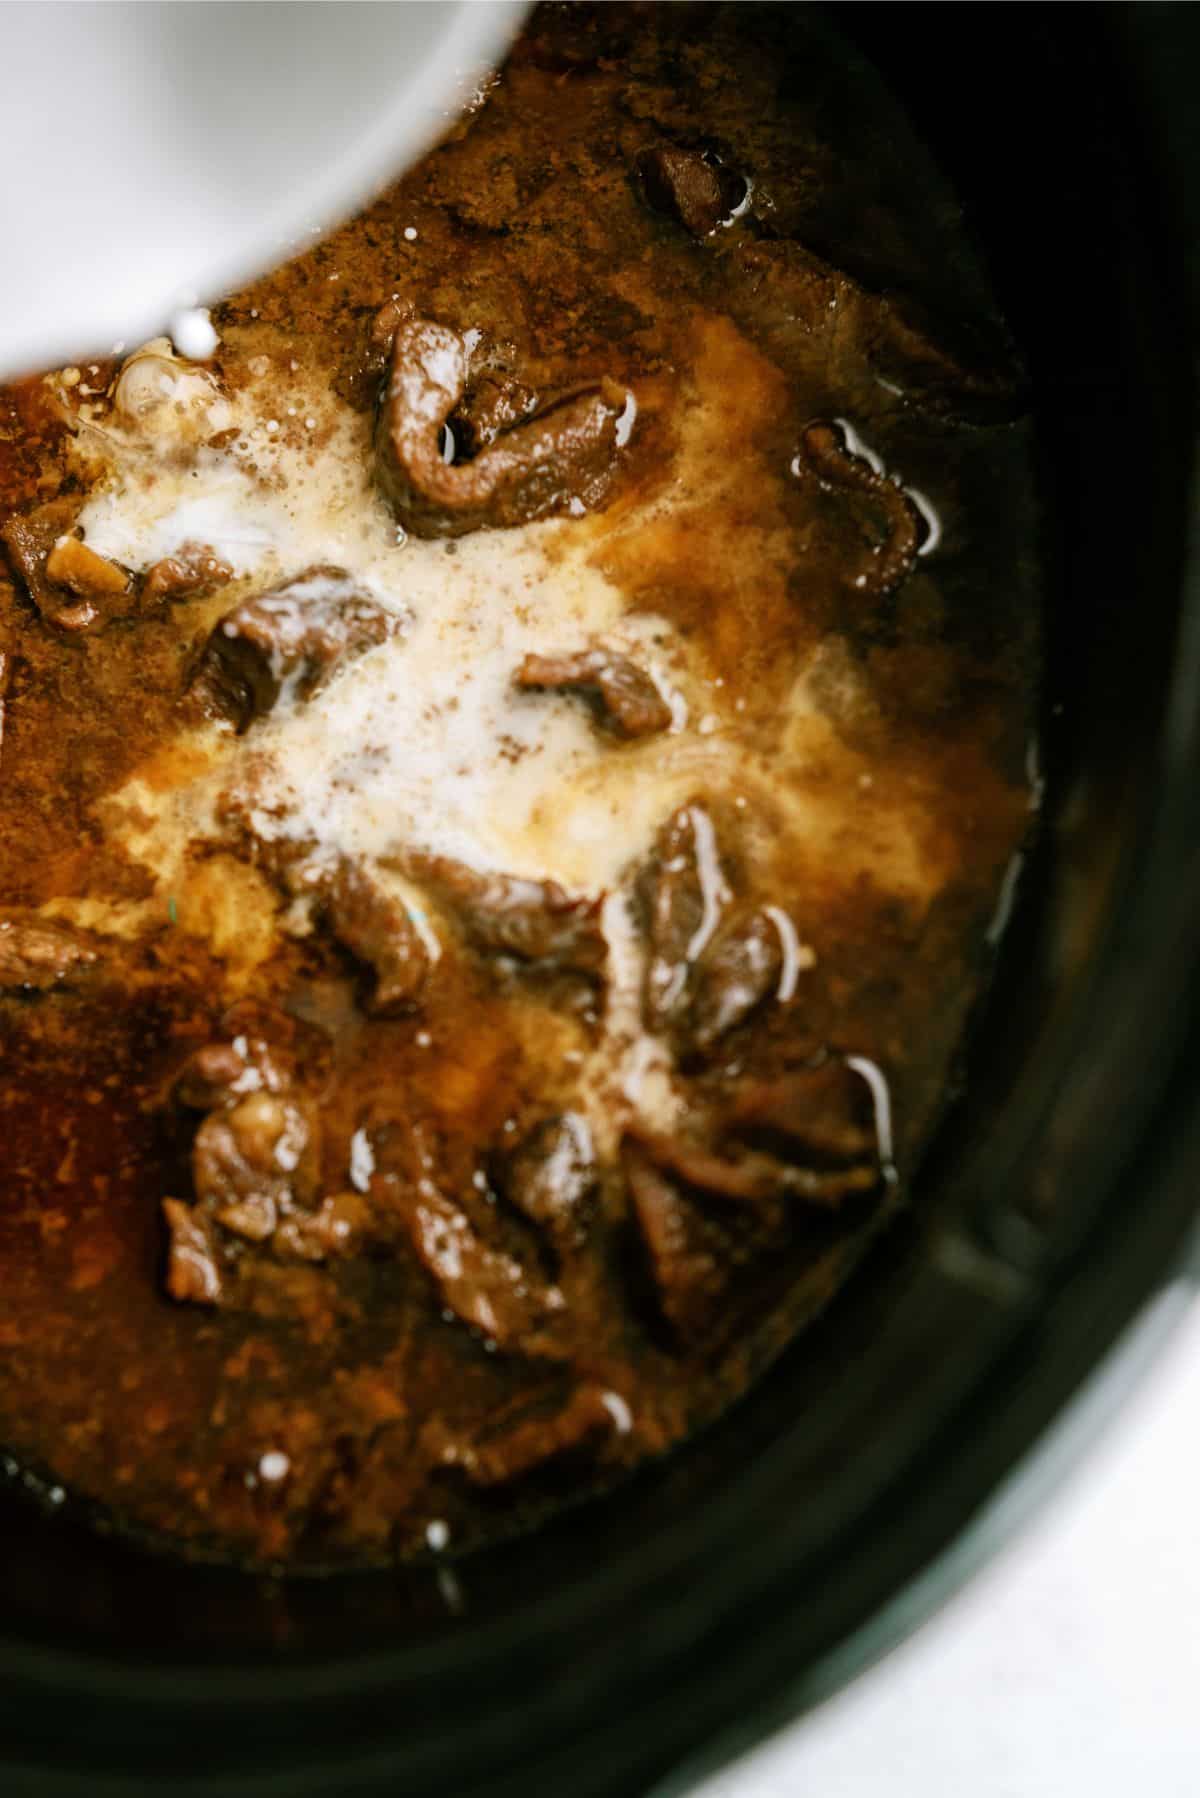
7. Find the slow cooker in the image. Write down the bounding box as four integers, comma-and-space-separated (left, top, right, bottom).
1, 6, 1196, 1792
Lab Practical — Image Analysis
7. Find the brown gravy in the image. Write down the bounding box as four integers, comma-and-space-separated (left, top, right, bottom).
0, 3, 1039, 1568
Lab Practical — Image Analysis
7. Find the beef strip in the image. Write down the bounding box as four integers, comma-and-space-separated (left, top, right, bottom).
2, 498, 132, 632
141, 544, 234, 606
412, 854, 606, 978
501, 1113, 597, 1251
451, 369, 540, 458
798, 420, 921, 600
626, 1136, 744, 1352
175, 1041, 280, 1111
627, 1127, 782, 1203
337, 298, 413, 409
515, 645, 672, 739
0, 914, 103, 992
215, 814, 433, 1016
720, 239, 1025, 427
375, 317, 628, 538
369, 1114, 565, 1348
639, 807, 794, 1059
442, 1383, 618, 1487
192, 1089, 321, 1243
192, 566, 398, 729
641, 803, 730, 1035
318, 860, 431, 1015
405, 1185, 560, 1345
377, 319, 543, 459
684, 909, 784, 1059
162, 1197, 224, 1305
628, 1122, 875, 1208
725, 1059, 883, 1169
636, 143, 746, 237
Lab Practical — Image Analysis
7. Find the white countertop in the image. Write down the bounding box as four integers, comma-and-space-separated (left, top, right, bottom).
696, 1291, 1200, 1797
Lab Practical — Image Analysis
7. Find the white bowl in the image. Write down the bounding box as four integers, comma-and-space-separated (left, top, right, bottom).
0, 0, 526, 379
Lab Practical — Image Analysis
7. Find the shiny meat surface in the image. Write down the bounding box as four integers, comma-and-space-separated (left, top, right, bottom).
514, 646, 673, 739
636, 143, 746, 238
193, 566, 399, 729
0, 3, 1039, 1570
376, 317, 627, 538
411, 855, 608, 977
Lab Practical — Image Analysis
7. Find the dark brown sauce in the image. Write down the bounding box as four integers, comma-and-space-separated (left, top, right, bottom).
0, 3, 1039, 1569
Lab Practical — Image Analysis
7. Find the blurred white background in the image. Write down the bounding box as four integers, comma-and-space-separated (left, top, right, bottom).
697, 1291, 1200, 1797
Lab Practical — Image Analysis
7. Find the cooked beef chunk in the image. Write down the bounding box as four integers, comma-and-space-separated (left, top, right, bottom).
725, 1059, 883, 1170
613, 1057, 891, 1220
515, 645, 672, 739
174, 1040, 280, 1110
623, 1137, 739, 1348
2, 499, 77, 606
369, 1112, 565, 1347
319, 860, 431, 1015
193, 566, 398, 728
192, 1088, 321, 1242
405, 1184, 559, 1344
685, 909, 784, 1058
44, 536, 130, 600
628, 1121, 874, 1209
451, 369, 540, 457
641, 803, 730, 1034
2, 498, 132, 632
444, 1383, 618, 1487
162, 1197, 224, 1305
142, 544, 234, 606
502, 1113, 597, 1250
162, 1019, 347, 1306
220, 824, 434, 1015
415, 854, 607, 978
627, 1127, 783, 1203
273, 1190, 372, 1262
722, 240, 1024, 426
720, 239, 848, 351
374, 325, 543, 460
338, 298, 413, 409
0, 914, 102, 991
640, 814, 797, 1058
173, 1004, 302, 1101
375, 317, 628, 538
798, 420, 921, 600
636, 144, 745, 237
